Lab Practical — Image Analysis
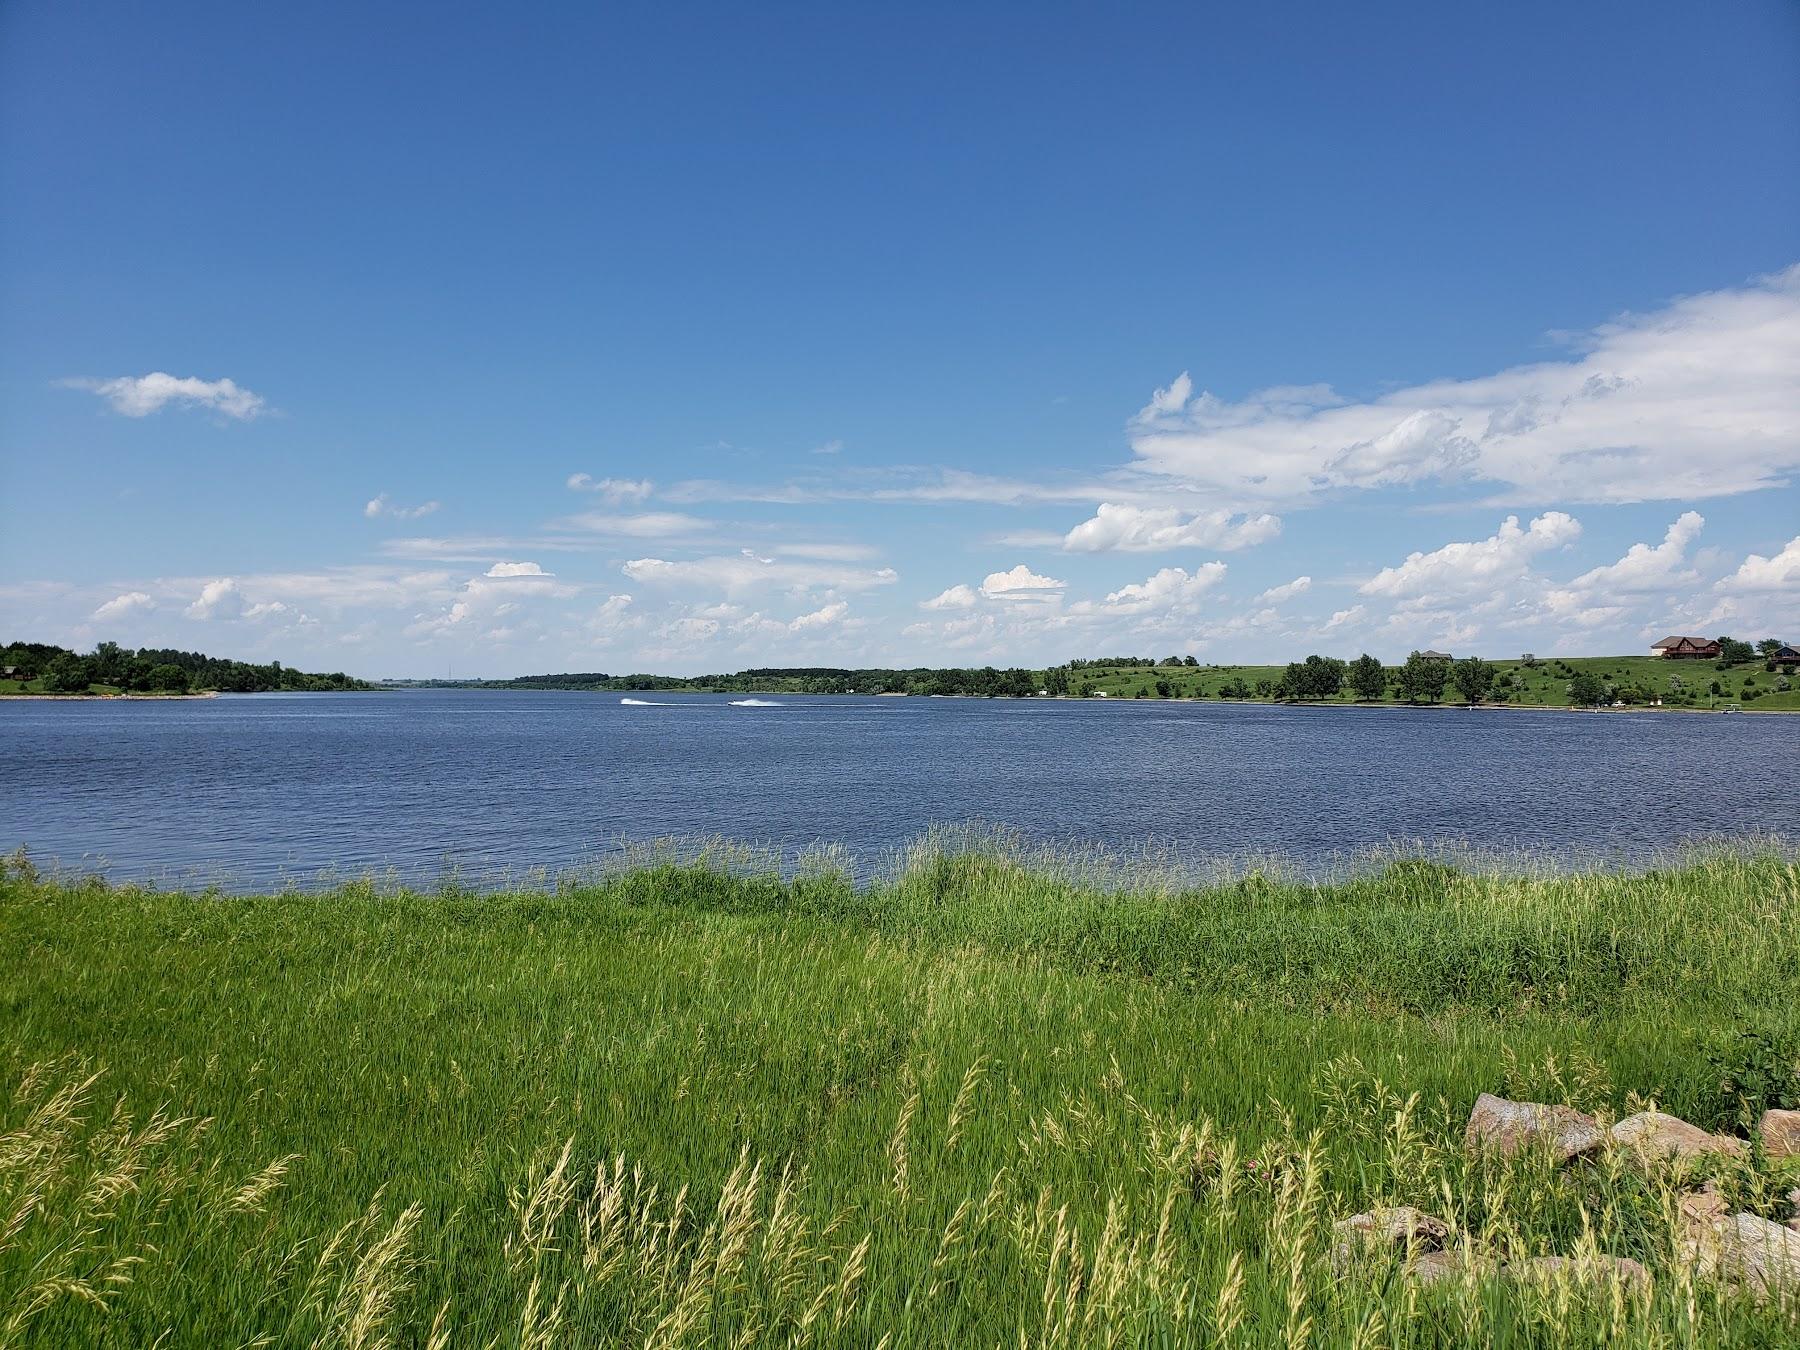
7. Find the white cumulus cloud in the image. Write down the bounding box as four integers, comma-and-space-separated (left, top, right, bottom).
485, 561, 552, 578
185, 577, 246, 620
1101, 563, 1227, 613
789, 601, 849, 631
1717, 535, 1800, 594
1360, 513, 1582, 604
1542, 511, 1703, 624
92, 591, 154, 622
980, 564, 1065, 600
921, 584, 981, 610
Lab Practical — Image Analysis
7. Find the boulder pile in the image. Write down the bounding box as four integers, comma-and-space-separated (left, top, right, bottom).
1331, 1094, 1800, 1304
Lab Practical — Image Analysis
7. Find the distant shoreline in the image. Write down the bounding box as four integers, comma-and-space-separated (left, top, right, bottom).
7, 684, 1789, 714
0, 690, 221, 701
372, 686, 1799, 715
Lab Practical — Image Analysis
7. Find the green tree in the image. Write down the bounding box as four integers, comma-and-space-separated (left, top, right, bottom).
1397, 651, 1450, 704
1451, 657, 1496, 705
1278, 654, 1345, 701
1568, 671, 1607, 707
89, 641, 130, 686
41, 654, 92, 693
1347, 653, 1386, 702
1716, 636, 1755, 665
145, 664, 191, 693
1755, 638, 1782, 659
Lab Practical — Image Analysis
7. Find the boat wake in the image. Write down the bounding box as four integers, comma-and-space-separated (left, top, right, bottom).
619, 697, 670, 706
729, 698, 783, 707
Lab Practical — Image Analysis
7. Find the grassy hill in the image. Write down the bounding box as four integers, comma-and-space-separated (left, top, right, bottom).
1071, 654, 1800, 711
3, 841, 1797, 1346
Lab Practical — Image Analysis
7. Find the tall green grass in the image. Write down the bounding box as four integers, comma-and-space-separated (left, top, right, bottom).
1, 841, 1795, 1346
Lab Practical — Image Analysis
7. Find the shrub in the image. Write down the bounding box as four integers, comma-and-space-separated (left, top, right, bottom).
1704, 1029, 1800, 1129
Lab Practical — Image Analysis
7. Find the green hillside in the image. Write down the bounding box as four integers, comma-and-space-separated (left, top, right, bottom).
1067, 653, 1800, 711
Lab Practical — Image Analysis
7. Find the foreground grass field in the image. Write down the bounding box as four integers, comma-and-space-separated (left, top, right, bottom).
2, 842, 1797, 1346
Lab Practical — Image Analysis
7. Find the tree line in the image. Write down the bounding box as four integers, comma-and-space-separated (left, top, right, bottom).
1, 640, 369, 695
487, 666, 1044, 697
1264, 651, 1492, 704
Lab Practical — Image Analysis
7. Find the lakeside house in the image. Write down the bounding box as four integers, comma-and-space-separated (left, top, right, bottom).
1651, 636, 1721, 659
1773, 643, 1800, 666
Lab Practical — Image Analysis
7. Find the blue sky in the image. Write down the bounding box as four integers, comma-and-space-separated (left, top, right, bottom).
2, 1, 1796, 677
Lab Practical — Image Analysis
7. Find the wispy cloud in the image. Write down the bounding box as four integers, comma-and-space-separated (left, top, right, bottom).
63, 372, 266, 420
559, 511, 710, 538
1255, 576, 1312, 604
1127, 266, 1800, 505
1061, 503, 1281, 553
663, 467, 1140, 509
378, 535, 599, 562
621, 550, 899, 596
364, 493, 441, 520
567, 474, 654, 504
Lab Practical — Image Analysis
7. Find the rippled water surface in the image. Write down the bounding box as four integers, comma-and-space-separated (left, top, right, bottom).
3, 690, 1795, 888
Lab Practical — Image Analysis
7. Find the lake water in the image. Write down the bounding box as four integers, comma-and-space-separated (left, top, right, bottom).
3, 690, 1795, 889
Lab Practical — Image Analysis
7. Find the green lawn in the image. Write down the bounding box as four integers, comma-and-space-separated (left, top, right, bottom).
2, 845, 1797, 1346
0, 678, 128, 696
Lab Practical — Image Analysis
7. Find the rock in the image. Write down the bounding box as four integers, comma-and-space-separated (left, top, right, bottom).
1464, 1093, 1605, 1163
1331, 1206, 1449, 1269
1513, 1254, 1652, 1293
1760, 1108, 1800, 1161
1406, 1248, 1491, 1285
1610, 1110, 1744, 1164
1684, 1211, 1800, 1303
1788, 1188, 1800, 1234
1678, 1181, 1730, 1230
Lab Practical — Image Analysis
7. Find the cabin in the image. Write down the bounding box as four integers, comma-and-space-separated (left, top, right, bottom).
1772, 643, 1800, 666
1651, 636, 1721, 660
